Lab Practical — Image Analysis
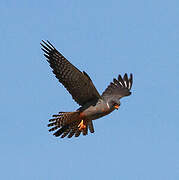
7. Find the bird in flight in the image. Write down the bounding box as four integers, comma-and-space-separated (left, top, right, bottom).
41, 40, 133, 138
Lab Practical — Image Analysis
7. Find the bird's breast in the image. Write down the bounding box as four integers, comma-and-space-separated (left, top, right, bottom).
81, 102, 113, 120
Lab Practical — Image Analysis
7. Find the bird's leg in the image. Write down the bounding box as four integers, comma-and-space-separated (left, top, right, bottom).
78, 120, 86, 131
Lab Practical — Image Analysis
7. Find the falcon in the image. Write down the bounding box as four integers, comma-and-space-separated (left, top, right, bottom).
41, 40, 133, 138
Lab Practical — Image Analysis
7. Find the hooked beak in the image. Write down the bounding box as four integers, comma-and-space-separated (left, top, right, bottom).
114, 104, 119, 110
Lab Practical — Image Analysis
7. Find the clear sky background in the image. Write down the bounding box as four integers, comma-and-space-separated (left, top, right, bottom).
0, 0, 179, 180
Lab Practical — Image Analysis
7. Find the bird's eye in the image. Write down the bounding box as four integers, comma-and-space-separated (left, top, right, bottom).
113, 102, 118, 106
113, 103, 119, 110
113, 101, 120, 106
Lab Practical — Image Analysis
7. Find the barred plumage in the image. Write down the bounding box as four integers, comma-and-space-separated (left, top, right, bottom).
41, 40, 101, 106
47, 112, 94, 138
102, 73, 133, 100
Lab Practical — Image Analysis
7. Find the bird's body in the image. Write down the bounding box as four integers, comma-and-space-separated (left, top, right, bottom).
41, 40, 133, 138
79, 99, 114, 120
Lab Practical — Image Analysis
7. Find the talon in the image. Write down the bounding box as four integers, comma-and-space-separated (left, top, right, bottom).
78, 120, 86, 131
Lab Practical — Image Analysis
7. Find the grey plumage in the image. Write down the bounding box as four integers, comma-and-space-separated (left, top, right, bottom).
41, 40, 133, 138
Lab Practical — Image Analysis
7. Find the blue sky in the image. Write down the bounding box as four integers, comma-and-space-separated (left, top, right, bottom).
0, 0, 179, 179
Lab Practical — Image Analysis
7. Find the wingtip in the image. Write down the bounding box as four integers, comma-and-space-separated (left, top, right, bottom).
40, 40, 47, 46
40, 40, 54, 50
130, 73, 133, 80
117, 73, 133, 90
129, 73, 133, 90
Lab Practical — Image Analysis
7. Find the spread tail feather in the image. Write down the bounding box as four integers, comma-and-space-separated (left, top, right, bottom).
48, 112, 95, 138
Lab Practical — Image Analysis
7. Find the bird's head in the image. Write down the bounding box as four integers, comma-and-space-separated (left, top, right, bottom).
107, 96, 121, 110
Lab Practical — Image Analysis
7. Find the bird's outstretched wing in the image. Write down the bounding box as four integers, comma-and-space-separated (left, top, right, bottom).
101, 73, 133, 100
41, 40, 101, 106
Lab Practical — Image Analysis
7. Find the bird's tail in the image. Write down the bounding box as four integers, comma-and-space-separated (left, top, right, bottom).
48, 111, 94, 138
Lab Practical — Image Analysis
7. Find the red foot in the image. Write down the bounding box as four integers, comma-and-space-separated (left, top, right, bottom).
78, 120, 86, 131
